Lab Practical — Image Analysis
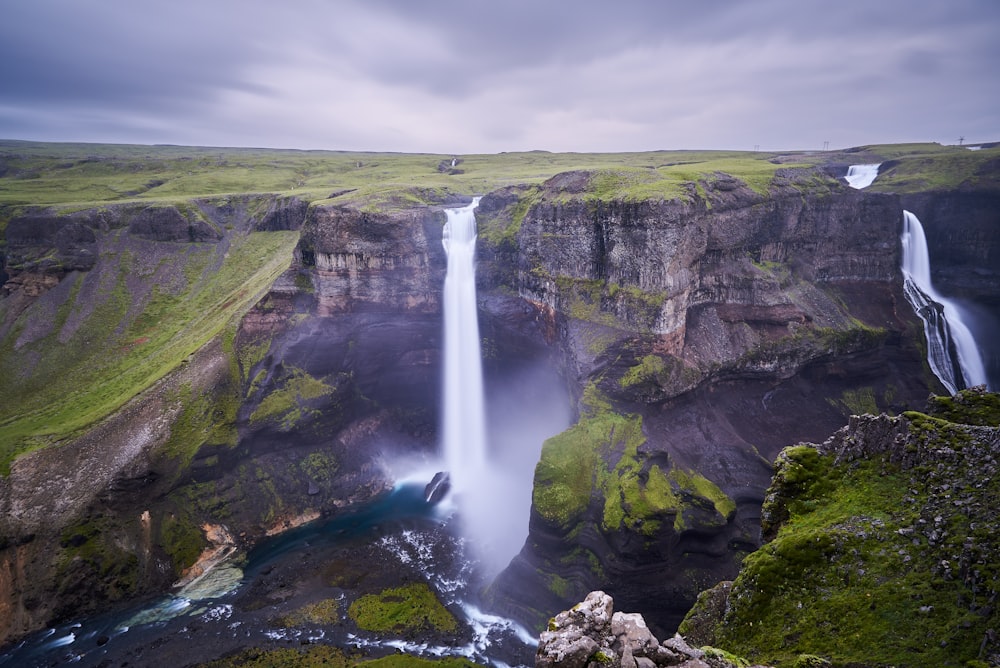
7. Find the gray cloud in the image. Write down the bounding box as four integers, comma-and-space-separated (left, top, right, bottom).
1, 0, 997, 152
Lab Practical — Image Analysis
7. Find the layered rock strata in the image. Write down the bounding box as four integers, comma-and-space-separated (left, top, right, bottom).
483, 169, 936, 635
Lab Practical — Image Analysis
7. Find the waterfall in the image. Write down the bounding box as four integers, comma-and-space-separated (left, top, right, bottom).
441, 198, 487, 494
845, 163, 880, 189
901, 210, 987, 394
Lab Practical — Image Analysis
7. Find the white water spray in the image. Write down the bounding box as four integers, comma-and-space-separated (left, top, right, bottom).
441, 198, 487, 494
845, 163, 880, 189
901, 210, 987, 393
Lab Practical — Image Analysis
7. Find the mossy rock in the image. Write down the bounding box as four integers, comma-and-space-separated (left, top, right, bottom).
687, 393, 1000, 667
348, 582, 458, 635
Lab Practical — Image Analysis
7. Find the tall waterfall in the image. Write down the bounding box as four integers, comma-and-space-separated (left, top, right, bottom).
845, 163, 880, 189
441, 198, 487, 494
901, 210, 987, 394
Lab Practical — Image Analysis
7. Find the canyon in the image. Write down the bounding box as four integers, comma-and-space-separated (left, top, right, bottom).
0, 142, 997, 665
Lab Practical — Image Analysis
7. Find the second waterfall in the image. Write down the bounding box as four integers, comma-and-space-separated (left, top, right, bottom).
441, 198, 487, 495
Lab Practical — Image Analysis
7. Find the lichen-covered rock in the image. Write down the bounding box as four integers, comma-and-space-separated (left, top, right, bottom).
536, 591, 768, 668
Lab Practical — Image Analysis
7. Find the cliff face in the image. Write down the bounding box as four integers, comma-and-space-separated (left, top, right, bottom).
0, 195, 310, 644
481, 170, 935, 635
0, 195, 560, 646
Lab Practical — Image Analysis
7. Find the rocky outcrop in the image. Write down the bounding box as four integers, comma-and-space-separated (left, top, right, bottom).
679, 388, 1000, 667
297, 204, 447, 314
537, 590, 771, 668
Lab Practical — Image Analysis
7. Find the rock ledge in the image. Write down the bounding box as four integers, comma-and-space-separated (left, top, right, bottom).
536, 591, 772, 668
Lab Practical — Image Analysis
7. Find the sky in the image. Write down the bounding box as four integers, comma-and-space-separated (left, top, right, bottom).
2, 0, 998, 154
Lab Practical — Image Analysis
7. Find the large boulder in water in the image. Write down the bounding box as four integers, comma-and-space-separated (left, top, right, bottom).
424, 471, 451, 504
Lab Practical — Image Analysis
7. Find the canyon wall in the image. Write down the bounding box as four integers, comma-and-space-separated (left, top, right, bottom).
479, 168, 937, 635
0, 156, 997, 648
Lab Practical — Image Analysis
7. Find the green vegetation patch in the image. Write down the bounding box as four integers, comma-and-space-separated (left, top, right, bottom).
159, 376, 240, 469
159, 513, 207, 574
689, 393, 1000, 667
532, 399, 622, 531
56, 514, 141, 601
348, 583, 458, 634
250, 366, 334, 429
199, 645, 483, 668
925, 386, 1000, 427
535, 385, 734, 537
866, 143, 1000, 193
0, 229, 299, 473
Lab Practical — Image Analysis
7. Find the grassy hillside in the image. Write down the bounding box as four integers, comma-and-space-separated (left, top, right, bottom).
0, 227, 298, 472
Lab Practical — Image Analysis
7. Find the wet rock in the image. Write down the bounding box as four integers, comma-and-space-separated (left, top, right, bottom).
424, 472, 451, 505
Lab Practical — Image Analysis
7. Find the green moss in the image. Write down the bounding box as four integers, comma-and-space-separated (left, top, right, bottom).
537, 384, 733, 540
760, 445, 835, 538
348, 583, 457, 634
159, 377, 240, 468
363, 657, 482, 668
790, 656, 831, 668
478, 186, 540, 249
925, 387, 1000, 427
532, 412, 605, 530
159, 514, 206, 574
668, 468, 737, 524
55, 515, 141, 600
197, 645, 352, 668
620, 354, 667, 389
273, 598, 341, 626
300, 450, 339, 482
547, 573, 571, 598
237, 338, 272, 384
250, 366, 333, 428
701, 646, 752, 667
695, 401, 1000, 667
829, 387, 879, 416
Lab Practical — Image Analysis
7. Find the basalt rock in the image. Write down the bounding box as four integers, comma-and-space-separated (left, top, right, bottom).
484, 172, 937, 636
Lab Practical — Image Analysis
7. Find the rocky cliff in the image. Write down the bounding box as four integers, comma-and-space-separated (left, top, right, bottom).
482, 167, 936, 636
679, 387, 1000, 667
0, 192, 561, 647
0, 194, 313, 643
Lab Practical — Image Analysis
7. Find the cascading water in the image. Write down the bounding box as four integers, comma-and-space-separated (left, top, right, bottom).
441, 198, 487, 495
845, 163, 880, 189
901, 210, 987, 394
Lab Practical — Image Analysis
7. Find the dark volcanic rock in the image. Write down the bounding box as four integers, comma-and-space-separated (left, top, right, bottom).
482, 177, 938, 636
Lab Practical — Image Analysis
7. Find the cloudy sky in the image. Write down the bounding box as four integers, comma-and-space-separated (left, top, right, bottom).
2, 0, 998, 153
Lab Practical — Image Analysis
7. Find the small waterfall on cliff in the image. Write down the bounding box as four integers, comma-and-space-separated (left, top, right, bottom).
845, 163, 880, 189
441, 198, 487, 495
901, 210, 987, 394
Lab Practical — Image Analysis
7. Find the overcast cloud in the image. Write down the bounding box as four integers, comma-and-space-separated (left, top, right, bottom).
1, 0, 998, 153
